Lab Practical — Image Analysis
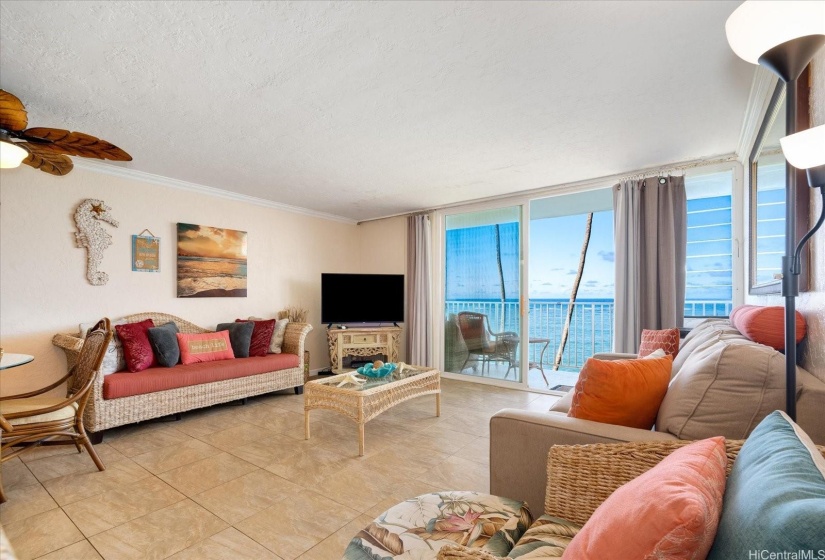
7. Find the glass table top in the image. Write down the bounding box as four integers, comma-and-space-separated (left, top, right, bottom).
0, 353, 34, 370
315, 366, 435, 391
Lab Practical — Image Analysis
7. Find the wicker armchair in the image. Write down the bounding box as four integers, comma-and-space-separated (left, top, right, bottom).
0, 319, 112, 503
456, 312, 518, 377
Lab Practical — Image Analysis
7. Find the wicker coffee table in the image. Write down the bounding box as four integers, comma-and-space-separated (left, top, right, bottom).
304, 366, 440, 456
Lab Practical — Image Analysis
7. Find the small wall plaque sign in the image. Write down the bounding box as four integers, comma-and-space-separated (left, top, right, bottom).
132, 229, 160, 272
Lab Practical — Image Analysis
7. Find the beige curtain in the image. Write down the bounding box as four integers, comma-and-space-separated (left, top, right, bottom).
406, 214, 432, 366
613, 176, 687, 353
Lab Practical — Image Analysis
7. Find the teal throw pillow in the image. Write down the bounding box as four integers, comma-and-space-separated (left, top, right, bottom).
708, 411, 825, 559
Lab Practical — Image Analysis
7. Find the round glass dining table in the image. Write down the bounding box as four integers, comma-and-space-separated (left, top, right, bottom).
0, 353, 34, 370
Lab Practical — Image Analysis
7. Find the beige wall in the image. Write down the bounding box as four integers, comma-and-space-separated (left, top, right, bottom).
0, 167, 364, 396
356, 215, 409, 362
745, 51, 825, 381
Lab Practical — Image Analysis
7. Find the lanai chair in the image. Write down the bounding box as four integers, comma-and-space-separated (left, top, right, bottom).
0, 319, 112, 503
456, 311, 518, 378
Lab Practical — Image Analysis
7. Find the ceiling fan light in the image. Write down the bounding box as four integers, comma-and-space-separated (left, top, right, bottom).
0, 140, 28, 169
780, 125, 825, 171
725, 1, 825, 64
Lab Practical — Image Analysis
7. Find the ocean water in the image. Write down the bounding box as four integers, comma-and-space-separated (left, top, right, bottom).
445, 298, 731, 368
177, 256, 247, 297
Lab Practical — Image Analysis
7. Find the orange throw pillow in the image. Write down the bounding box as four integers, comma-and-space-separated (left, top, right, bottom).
568, 355, 672, 429
177, 331, 235, 365
562, 437, 727, 560
729, 305, 806, 350
638, 328, 680, 357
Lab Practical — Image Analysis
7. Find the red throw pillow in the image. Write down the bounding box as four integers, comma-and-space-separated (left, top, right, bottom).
236, 318, 276, 357
638, 328, 680, 357
729, 305, 806, 350
115, 319, 157, 372
177, 331, 235, 364
568, 355, 672, 430
563, 437, 728, 559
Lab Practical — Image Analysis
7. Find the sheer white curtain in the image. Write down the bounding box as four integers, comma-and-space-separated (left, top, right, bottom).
407, 213, 432, 366
613, 176, 687, 353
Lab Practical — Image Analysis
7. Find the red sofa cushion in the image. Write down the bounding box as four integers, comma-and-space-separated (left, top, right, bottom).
236, 318, 276, 357
103, 353, 300, 399
115, 319, 157, 372
177, 331, 235, 364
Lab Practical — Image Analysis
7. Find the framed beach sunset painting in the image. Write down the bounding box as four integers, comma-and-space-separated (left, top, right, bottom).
177, 223, 248, 298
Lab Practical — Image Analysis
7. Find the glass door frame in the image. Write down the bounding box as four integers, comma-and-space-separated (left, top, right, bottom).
433, 197, 547, 393
431, 160, 743, 395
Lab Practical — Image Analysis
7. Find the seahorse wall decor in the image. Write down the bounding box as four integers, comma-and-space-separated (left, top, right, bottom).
74, 199, 119, 286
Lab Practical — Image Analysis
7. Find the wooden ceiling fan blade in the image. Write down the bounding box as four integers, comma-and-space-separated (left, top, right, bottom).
21, 127, 132, 161
0, 90, 29, 132
19, 142, 74, 176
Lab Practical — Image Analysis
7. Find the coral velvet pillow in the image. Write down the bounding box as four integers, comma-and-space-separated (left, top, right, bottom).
236, 318, 276, 357
115, 319, 157, 372
568, 355, 672, 429
562, 437, 728, 560
177, 331, 235, 365
638, 328, 680, 357
729, 305, 806, 350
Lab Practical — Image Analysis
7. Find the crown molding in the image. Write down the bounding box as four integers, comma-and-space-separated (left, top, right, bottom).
71, 159, 357, 224
361, 153, 739, 223
735, 67, 779, 163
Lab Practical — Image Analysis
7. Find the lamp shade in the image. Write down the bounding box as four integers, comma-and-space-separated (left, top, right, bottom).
726, 1, 825, 64
780, 125, 825, 170
0, 140, 28, 169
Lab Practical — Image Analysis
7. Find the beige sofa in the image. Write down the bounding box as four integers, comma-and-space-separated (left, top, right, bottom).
490, 318, 825, 515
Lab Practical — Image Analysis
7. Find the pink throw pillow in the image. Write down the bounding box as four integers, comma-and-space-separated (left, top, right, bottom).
236, 318, 276, 357
115, 319, 157, 372
638, 328, 680, 358
562, 437, 728, 560
729, 305, 806, 350
177, 331, 235, 364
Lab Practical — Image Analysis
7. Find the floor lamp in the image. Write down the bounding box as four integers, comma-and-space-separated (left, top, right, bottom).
726, 1, 825, 421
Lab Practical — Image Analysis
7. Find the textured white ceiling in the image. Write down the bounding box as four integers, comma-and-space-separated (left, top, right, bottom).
0, 1, 754, 221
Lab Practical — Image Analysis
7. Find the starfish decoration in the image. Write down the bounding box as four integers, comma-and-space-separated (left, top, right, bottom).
91, 203, 104, 215
336, 373, 367, 388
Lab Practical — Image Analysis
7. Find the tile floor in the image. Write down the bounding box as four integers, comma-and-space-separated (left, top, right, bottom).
0, 378, 558, 560
450, 363, 581, 391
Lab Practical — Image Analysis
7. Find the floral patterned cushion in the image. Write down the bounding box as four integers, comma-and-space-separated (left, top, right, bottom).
343, 492, 533, 560
507, 515, 580, 558
436, 515, 581, 560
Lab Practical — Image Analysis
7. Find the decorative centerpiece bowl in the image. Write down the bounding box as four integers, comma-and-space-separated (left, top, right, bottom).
357, 362, 397, 378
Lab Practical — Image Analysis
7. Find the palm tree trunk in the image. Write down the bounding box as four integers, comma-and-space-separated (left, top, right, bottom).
554, 213, 593, 371
494, 224, 507, 332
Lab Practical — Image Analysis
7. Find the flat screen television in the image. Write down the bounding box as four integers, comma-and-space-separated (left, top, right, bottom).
321, 273, 404, 325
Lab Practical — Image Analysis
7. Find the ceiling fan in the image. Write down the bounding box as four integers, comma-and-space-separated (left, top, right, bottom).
0, 89, 132, 176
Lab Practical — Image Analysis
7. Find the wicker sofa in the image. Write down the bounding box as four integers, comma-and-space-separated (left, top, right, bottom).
52, 312, 312, 438
490, 318, 825, 516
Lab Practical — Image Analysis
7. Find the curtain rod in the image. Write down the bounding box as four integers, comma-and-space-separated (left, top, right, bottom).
357, 152, 738, 224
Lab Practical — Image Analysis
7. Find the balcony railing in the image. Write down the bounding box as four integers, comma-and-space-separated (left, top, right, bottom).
445, 299, 731, 370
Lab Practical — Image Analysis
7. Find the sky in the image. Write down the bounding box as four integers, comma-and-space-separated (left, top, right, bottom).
177, 223, 248, 259
444, 211, 615, 301
529, 211, 614, 299
445, 197, 734, 302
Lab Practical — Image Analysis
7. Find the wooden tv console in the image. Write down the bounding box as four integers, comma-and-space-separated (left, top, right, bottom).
326, 326, 402, 373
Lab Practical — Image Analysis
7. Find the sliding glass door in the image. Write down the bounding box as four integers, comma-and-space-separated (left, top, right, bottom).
443, 206, 522, 384
527, 190, 615, 391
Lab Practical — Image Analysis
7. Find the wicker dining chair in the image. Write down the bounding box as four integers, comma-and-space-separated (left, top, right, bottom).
456, 311, 519, 378
0, 318, 112, 503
